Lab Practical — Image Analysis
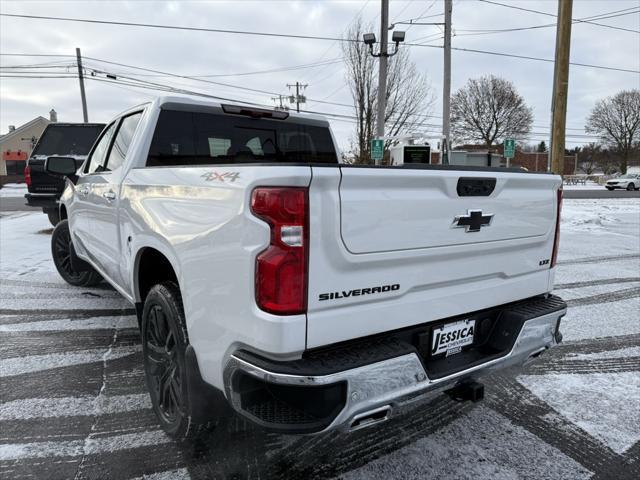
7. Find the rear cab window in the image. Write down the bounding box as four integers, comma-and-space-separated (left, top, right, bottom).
146, 109, 338, 167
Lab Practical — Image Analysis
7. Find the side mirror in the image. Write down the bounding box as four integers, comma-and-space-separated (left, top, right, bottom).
45, 156, 78, 177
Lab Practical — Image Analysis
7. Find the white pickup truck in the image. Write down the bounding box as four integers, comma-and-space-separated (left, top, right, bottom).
46, 96, 566, 440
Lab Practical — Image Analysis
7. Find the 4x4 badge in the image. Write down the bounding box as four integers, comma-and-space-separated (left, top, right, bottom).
453, 210, 494, 232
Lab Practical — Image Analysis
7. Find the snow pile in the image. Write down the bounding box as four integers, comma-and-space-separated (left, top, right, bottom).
561, 198, 640, 232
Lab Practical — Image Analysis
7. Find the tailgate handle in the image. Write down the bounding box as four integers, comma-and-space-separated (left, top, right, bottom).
457, 177, 496, 197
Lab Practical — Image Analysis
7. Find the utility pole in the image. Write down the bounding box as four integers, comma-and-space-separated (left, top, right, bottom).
75, 48, 88, 123
271, 94, 290, 112
442, 0, 452, 164
375, 0, 390, 165
286, 82, 307, 113
549, 0, 573, 175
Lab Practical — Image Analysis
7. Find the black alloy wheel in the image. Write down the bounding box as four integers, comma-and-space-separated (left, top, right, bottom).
51, 219, 102, 287
144, 302, 184, 426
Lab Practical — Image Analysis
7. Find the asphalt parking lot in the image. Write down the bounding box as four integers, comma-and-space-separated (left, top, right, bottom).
1, 198, 639, 479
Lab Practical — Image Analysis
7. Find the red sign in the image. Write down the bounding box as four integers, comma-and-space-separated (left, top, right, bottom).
2, 150, 28, 161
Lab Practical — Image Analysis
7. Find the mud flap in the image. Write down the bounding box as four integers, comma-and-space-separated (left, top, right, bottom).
184, 345, 232, 425
69, 241, 92, 272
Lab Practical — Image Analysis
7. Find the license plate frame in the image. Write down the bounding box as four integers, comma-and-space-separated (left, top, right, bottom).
430, 318, 476, 357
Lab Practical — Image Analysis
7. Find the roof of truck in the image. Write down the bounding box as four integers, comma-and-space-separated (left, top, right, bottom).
153, 95, 329, 125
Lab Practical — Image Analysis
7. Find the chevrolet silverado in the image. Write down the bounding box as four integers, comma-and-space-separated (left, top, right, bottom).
45, 96, 566, 440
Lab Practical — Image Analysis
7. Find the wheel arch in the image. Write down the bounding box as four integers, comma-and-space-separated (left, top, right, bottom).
133, 245, 181, 307
59, 203, 68, 221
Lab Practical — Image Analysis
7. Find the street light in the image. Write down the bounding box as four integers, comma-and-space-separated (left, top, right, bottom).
391, 30, 405, 44
363, 33, 377, 46
362, 30, 405, 57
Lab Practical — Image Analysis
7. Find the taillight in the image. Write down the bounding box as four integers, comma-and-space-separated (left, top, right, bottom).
251, 187, 309, 315
551, 187, 562, 268
24, 165, 32, 187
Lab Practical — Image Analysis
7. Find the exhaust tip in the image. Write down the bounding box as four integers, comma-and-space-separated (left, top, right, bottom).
350, 405, 391, 431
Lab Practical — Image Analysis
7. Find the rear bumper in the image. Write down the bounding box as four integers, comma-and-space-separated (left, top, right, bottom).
24, 193, 58, 210
223, 295, 566, 434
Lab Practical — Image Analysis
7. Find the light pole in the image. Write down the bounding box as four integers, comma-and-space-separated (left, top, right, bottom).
363, 28, 406, 165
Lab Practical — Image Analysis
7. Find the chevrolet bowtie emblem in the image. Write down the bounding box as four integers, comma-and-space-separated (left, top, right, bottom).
453, 210, 494, 232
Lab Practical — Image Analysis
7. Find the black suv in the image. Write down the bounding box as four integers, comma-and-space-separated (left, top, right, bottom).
25, 123, 105, 225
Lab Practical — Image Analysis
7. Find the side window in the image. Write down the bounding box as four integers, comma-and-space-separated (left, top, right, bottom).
85, 123, 116, 174
105, 112, 143, 172
147, 110, 197, 167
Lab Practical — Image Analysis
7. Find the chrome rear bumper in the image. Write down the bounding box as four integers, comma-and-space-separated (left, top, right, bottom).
223, 306, 565, 434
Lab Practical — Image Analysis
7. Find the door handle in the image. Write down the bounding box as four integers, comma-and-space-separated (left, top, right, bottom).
103, 191, 116, 201
77, 186, 90, 197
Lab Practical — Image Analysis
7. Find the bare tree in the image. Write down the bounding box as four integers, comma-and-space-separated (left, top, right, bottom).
342, 18, 434, 163
450, 75, 533, 147
585, 89, 640, 174
598, 153, 620, 176
343, 19, 376, 163
578, 143, 601, 175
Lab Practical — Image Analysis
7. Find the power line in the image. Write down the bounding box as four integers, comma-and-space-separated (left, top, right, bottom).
2, 14, 637, 74
477, 0, 640, 34
82, 55, 357, 108
0, 13, 363, 43
455, 8, 640, 37
432, 46, 640, 74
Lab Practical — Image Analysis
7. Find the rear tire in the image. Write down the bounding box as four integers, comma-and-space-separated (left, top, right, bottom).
46, 209, 61, 227
627, 183, 635, 191
51, 220, 102, 287
142, 282, 218, 440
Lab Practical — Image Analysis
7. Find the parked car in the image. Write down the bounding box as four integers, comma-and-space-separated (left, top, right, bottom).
25, 122, 105, 225
46, 96, 566, 440
605, 173, 640, 191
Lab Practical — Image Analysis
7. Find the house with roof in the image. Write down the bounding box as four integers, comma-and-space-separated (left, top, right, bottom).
0, 110, 56, 179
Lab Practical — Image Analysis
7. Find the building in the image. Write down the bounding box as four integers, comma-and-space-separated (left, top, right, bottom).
453, 144, 576, 175
0, 109, 57, 179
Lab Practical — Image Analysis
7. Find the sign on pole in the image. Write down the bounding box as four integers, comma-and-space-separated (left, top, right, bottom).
371, 138, 384, 163
504, 138, 516, 158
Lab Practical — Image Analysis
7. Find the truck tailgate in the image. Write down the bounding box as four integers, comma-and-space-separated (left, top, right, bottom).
340, 169, 554, 252
306, 166, 562, 349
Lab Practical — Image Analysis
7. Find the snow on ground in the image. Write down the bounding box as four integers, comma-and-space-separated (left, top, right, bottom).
0, 199, 638, 479
559, 199, 640, 262
0, 211, 57, 282
0, 346, 141, 377
342, 406, 591, 480
558, 298, 640, 342
0, 183, 27, 198
0, 394, 151, 420
565, 345, 640, 361
0, 430, 170, 461
518, 372, 640, 454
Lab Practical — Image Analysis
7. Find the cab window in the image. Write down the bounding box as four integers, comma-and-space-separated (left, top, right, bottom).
104, 112, 143, 172
85, 123, 116, 174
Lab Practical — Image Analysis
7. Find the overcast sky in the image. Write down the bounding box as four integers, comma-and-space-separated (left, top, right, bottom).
1, 0, 639, 151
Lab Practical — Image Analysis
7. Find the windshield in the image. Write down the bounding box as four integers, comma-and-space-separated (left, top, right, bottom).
147, 109, 338, 166
619, 174, 636, 179
31, 125, 105, 157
